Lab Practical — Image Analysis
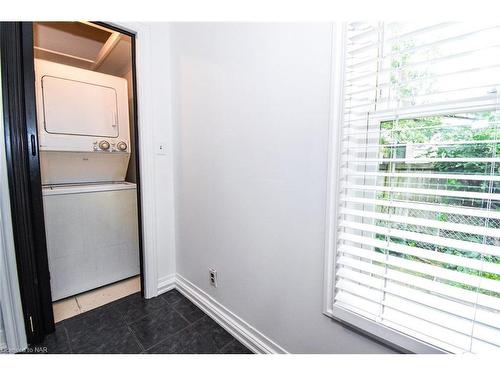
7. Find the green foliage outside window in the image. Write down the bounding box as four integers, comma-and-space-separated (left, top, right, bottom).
365, 29, 500, 297
374, 112, 500, 296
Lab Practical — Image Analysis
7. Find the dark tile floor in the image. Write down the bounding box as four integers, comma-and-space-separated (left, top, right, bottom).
30, 289, 252, 354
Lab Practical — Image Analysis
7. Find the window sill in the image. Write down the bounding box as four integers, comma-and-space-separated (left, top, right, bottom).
324, 305, 450, 354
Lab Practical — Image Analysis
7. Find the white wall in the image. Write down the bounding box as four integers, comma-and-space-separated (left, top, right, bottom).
169, 23, 395, 353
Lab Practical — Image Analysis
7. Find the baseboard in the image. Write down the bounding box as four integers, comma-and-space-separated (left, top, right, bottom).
172, 274, 288, 354
157, 274, 176, 295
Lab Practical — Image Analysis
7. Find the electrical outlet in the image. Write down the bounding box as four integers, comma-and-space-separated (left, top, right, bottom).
209, 268, 217, 287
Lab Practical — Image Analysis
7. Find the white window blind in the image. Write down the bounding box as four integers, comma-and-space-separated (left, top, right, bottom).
333, 22, 500, 353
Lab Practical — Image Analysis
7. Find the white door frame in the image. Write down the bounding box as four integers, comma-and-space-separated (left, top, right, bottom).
112, 22, 160, 299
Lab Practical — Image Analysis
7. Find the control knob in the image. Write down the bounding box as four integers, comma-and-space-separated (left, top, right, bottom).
117, 141, 128, 151
98, 140, 110, 151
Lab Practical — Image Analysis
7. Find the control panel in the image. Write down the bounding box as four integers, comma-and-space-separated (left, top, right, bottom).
93, 140, 128, 152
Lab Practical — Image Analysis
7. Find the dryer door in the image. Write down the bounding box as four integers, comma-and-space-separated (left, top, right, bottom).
41, 76, 119, 138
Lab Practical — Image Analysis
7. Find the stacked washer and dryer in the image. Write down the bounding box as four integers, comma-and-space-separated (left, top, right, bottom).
35, 59, 140, 301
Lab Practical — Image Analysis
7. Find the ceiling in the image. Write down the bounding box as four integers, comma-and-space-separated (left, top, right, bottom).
33, 22, 132, 77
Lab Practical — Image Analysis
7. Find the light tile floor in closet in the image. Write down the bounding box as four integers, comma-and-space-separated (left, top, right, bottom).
52, 276, 141, 323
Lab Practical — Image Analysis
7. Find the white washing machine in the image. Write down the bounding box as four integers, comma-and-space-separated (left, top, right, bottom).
42, 183, 139, 301
35, 59, 140, 301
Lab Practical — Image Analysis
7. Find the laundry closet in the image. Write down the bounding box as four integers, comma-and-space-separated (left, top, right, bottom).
32, 22, 141, 310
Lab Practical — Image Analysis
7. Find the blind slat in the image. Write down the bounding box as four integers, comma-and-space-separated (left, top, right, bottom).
340, 194, 500, 220
341, 183, 500, 201
339, 220, 500, 257
340, 196, 500, 221
342, 140, 500, 149
337, 266, 500, 314
338, 248, 500, 294
340, 207, 500, 238
342, 171, 500, 183
342, 112, 500, 134
337, 278, 487, 326
337, 279, 483, 335
339, 232, 500, 275
344, 157, 500, 163
336, 257, 500, 311
346, 25, 499, 57
345, 83, 500, 107
336, 287, 476, 350
346, 44, 500, 83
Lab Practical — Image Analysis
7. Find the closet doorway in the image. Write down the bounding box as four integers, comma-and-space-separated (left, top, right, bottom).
0, 21, 144, 345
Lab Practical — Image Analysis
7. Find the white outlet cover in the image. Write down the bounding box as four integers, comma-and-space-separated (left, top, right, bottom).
156, 142, 168, 155
209, 268, 217, 287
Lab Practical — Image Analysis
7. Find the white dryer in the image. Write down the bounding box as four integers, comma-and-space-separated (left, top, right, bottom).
35, 59, 131, 184
35, 59, 140, 300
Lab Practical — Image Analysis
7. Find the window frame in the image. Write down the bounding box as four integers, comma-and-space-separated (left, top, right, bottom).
323, 22, 500, 354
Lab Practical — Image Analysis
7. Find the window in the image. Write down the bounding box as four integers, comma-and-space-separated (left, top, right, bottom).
328, 22, 500, 353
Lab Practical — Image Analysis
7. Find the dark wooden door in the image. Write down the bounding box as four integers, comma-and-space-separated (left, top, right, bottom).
1, 21, 54, 345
